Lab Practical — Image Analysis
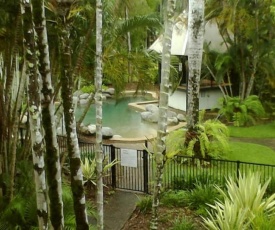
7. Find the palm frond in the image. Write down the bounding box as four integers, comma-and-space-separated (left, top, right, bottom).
114, 14, 161, 37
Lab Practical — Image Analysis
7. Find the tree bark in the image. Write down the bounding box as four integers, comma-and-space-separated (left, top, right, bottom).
150, 0, 175, 229
32, 0, 64, 228
57, 1, 89, 228
21, 0, 48, 228
95, 0, 104, 229
186, 0, 205, 131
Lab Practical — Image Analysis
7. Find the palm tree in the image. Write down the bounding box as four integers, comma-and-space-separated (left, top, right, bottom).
20, 0, 48, 228
54, 0, 89, 229
32, 0, 64, 228
95, 0, 104, 229
0, 0, 28, 201
150, 0, 175, 229
186, 0, 205, 130
185, 0, 205, 157
205, 0, 275, 100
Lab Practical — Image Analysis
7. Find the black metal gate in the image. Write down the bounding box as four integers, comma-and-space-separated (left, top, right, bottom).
109, 146, 149, 193
58, 136, 150, 193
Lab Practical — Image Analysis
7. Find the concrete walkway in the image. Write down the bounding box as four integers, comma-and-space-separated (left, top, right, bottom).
104, 190, 140, 230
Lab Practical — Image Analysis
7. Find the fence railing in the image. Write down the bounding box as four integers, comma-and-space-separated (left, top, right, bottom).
162, 156, 275, 191
57, 136, 275, 194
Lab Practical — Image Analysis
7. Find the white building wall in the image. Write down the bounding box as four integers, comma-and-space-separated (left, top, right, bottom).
168, 87, 223, 111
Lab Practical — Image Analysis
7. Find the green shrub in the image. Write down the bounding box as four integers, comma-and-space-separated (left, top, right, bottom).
160, 190, 188, 207
171, 176, 195, 191
252, 214, 275, 230
136, 196, 152, 214
81, 85, 95, 94
185, 182, 220, 216
172, 217, 197, 230
218, 95, 265, 126
171, 174, 226, 191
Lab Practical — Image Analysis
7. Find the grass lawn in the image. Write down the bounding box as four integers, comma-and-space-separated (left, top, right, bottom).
228, 121, 275, 138
228, 142, 275, 165
227, 121, 275, 165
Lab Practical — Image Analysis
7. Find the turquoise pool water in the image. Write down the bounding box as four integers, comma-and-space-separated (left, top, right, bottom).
75, 96, 157, 138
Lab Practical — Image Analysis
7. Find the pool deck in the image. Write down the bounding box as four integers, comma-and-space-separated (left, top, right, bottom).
108, 121, 186, 143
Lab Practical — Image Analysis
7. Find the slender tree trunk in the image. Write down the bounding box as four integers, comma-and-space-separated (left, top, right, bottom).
245, 6, 259, 99
9, 56, 27, 201
57, 1, 89, 228
32, 0, 64, 228
150, 1, 175, 229
5, 9, 21, 164
21, 0, 48, 228
186, 0, 205, 131
125, 6, 132, 82
95, 0, 104, 229
75, 15, 96, 130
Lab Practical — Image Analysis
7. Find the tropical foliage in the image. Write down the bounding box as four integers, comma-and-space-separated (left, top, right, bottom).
203, 172, 275, 230
81, 156, 118, 188
218, 95, 265, 126
167, 111, 229, 159
205, 0, 275, 100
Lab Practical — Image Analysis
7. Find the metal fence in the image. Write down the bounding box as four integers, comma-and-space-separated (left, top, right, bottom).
162, 156, 275, 191
58, 136, 275, 194
57, 136, 149, 193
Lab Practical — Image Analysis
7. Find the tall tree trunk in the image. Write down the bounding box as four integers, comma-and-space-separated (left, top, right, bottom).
150, 0, 175, 229
9, 56, 27, 201
186, 0, 205, 131
57, 1, 89, 229
95, 0, 104, 229
125, 6, 132, 82
4, 8, 21, 165
21, 0, 48, 228
32, 0, 64, 228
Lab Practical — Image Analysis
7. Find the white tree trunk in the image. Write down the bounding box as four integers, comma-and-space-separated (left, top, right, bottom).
151, 0, 175, 229
186, 0, 205, 130
32, 0, 64, 228
21, 0, 48, 228
95, 0, 104, 229
57, 1, 89, 228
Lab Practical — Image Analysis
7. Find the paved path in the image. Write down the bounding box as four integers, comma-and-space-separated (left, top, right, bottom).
104, 190, 140, 230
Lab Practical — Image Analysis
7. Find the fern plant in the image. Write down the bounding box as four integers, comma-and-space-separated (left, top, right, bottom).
167, 111, 229, 159
218, 95, 265, 126
185, 111, 229, 159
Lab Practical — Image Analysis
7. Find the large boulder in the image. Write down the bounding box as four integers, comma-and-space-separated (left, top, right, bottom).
102, 127, 114, 139
79, 99, 88, 105
87, 124, 96, 134
79, 93, 90, 99
140, 111, 158, 123
168, 110, 177, 118
145, 104, 159, 113
104, 88, 115, 95
103, 92, 112, 98
79, 124, 96, 135
167, 117, 179, 126
177, 113, 186, 122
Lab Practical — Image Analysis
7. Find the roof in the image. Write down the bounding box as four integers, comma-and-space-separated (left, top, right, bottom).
149, 12, 227, 55
149, 13, 188, 56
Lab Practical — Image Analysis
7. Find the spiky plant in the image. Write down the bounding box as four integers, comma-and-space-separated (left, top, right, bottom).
81, 157, 119, 188
203, 172, 275, 230
218, 95, 265, 126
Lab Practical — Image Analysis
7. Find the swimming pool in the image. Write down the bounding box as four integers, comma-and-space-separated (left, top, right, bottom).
75, 95, 158, 138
